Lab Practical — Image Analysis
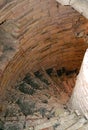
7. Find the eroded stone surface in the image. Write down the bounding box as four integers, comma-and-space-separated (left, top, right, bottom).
70, 49, 88, 117
56, 0, 88, 18
0, 69, 77, 130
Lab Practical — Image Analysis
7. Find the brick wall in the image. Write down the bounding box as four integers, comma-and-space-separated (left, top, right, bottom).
0, 0, 88, 94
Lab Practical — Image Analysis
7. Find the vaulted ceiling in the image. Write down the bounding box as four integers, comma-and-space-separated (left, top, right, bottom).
0, 0, 88, 95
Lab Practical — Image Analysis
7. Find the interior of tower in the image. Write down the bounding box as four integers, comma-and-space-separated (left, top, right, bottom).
0, 0, 88, 130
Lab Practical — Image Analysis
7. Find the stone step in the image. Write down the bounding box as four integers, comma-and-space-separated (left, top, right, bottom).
55, 120, 77, 130
41, 126, 53, 130
79, 123, 88, 130
50, 74, 75, 97
59, 112, 77, 121
55, 113, 78, 130
34, 117, 59, 130
33, 112, 78, 130
66, 117, 87, 130
63, 80, 71, 94
34, 69, 62, 95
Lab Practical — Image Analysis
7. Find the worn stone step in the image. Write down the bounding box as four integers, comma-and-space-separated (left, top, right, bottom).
55, 113, 78, 130
34, 117, 59, 130
59, 112, 77, 121
41, 126, 54, 130
66, 117, 87, 130
79, 123, 88, 130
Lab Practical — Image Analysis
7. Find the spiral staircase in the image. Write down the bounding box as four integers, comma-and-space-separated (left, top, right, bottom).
0, 0, 88, 130
0, 68, 88, 130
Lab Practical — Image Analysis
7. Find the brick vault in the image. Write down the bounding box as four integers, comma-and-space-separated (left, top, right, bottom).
0, 0, 88, 130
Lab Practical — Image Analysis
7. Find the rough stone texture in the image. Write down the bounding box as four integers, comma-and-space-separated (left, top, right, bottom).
56, 0, 88, 19
56, 0, 70, 5
70, 49, 88, 117
1, 69, 87, 130
0, 0, 88, 96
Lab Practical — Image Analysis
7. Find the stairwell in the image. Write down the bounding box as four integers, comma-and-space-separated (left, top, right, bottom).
0, 67, 88, 130
0, 1, 88, 129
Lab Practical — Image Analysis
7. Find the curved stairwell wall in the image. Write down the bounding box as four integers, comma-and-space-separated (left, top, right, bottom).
0, 0, 88, 96
69, 49, 88, 118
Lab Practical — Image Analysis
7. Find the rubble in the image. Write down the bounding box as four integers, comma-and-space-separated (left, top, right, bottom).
0, 68, 87, 130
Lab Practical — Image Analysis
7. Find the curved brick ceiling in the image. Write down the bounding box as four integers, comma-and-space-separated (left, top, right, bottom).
0, 0, 88, 94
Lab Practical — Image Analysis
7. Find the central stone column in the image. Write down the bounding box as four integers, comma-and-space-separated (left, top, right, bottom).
69, 49, 88, 117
